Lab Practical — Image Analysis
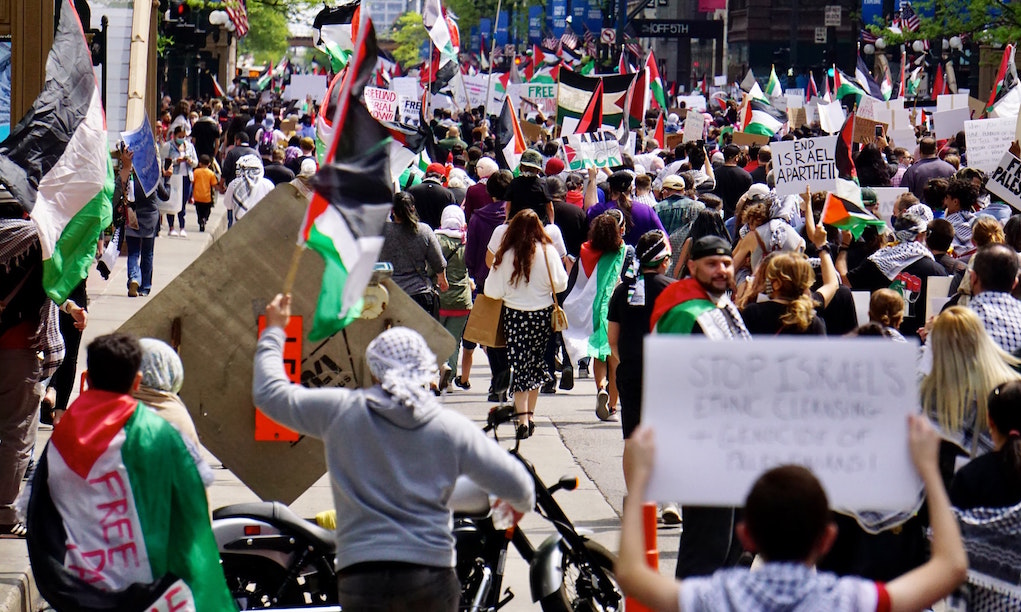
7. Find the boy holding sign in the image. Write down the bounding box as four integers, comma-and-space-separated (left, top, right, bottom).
615, 417, 967, 611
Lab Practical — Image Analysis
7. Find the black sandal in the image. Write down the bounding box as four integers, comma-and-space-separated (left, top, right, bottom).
514, 412, 533, 439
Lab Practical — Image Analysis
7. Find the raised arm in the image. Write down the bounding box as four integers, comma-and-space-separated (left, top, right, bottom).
885, 415, 968, 612
584, 167, 600, 211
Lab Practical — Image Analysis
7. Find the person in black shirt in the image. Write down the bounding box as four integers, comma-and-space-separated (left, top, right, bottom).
262, 148, 295, 185
950, 381, 1021, 510
607, 230, 675, 439
190, 105, 221, 161
712, 144, 753, 219
741, 253, 827, 336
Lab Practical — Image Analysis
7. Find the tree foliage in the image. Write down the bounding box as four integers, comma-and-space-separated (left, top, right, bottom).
391, 12, 428, 68
867, 0, 1021, 46
240, 1, 290, 64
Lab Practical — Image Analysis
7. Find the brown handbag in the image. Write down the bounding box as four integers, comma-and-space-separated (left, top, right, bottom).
463, 293, 506, 348
543, 245, 569, 333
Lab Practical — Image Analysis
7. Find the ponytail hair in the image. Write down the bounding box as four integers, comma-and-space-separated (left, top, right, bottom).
989, 381, 1021, 487
765, 253, 817, 332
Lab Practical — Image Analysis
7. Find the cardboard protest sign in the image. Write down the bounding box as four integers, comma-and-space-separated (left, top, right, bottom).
519, 120, 543, 143
771, 136, 837, 196
964, 118, 1015, 174
665, 132, 685, 151
682, 111, 706, 143
117, 185, 456, 503
987, 152, 1021, 210
933, 108, 971, 140
852, 116, 888, 144
560, 131, 623, 170
642, 337, 923, 510
789, 107, 808, 129
935, 93, 969, 112
731, 131, 769, 146
396, 97, 421, 128
363, 86, 398, 123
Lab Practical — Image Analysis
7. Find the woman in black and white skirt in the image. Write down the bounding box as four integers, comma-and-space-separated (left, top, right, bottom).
485, 209, 568, 438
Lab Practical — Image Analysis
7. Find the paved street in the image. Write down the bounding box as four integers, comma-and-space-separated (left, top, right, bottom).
0, 196, 682, 612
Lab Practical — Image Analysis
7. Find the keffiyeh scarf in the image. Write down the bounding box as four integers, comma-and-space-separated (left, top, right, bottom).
867, 241, 934, 281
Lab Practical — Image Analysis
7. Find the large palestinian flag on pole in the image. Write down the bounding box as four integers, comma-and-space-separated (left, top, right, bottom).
0, 0, 113, 304
556, 70, 633, 132
562, 243, 626, 361
29, 392, 234, 611
303, 18, 393, 341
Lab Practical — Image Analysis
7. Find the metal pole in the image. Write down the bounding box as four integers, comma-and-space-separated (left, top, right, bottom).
485, 0, 503, 118
721, 0, 729, 82
616, 0, 626, 60
101, 15, 108, 111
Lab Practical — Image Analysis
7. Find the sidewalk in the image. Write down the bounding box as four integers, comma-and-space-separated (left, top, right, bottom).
0, 199, 632, 612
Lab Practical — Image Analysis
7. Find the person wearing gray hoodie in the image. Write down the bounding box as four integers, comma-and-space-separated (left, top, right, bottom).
253, 294, 534, 611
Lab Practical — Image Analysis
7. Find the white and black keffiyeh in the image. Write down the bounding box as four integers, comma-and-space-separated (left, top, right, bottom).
867, 241, 934, 281
232, 154, 264, 214
937, 503, 1021, 611
695, 295, 752, 341
968, 291, 1021, 354
365, 327, 439, 410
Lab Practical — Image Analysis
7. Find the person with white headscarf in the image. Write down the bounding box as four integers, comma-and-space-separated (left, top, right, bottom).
254, 297, 534, 611
133, 338, 200, 448
435, 205, 472, 391
223, 154, 274, 227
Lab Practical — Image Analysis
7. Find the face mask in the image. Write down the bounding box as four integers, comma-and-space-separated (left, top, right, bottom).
175, 138, 184, 145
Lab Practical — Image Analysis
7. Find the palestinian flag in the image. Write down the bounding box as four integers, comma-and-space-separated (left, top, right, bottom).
313, 1, 361, 54
29, 390, 234, 611
741, 98, 786, 137
897, 54, 906, 99
647, 51, 667, 110
835, 112, 856, 181
650, 278, 719, 334
835, 67, 867, 103
495, 96, 527, 171
823, 68, 832, 102
256, 60, 274, 91
556, 70, 632, 132
618, 50, 632, 74
315, 70, 344, 164
211, 73, 226, 98
575, 79, 603, 134
0, 0, 113, 304
806, 71, 818, 101
821, 178, 885, 239
855, 55, 884, 99
765, 65, 783, 98
653, 112, 665, 149
986, 44, 1017, 115
932, 62, 946, 98
562, 243, 627, 360
303, 18, 393, 341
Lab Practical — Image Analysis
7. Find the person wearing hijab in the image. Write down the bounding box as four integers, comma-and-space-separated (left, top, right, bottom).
133, 338, 200, 447
223, 154, 275, 227
254, 301, 534, 611
434, 205, 473, 391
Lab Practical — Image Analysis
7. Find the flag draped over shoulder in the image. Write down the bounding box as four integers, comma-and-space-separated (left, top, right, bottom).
562, 243, 626, 360
29, 392, 235, 611
302, 18, 393, 341
0, 0, 113, 304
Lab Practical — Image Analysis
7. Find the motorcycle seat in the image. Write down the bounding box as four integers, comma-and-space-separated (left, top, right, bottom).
213, 501, 337, 551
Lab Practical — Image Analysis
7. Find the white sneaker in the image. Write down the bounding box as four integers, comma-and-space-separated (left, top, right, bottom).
660, 503, 681, 525
169, 228, 180, 237
179, 229, 188, 238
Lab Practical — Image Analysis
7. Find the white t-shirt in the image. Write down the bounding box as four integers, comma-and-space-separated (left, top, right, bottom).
487, 223, 567, 259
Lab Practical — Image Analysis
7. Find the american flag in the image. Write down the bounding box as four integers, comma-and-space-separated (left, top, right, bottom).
541, 33, 561, 54
625, 36, 643, 60
223, 0, 249, 37
899, 1, 920, 32
582, 28, 596, 57
860, 29, 877, 44
560, 28, 578, 50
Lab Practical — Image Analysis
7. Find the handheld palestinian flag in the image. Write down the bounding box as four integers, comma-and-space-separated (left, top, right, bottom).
495, 96, 527, 171
741, 98, 786, 137
575, 79, 604, 134
315, 70, 344, 164
835, 112, 857, 181
806, 71, 818, 101
765, 65, 783, 98
303, 18, 393, 341
932, 62, 946, 98
562, 243, 627, 360
30, 391, 234, 611
313, 1, 361, 53
646, 50, 667, 110
556, 70, 632, 132
834, 67, 867, 103
653, 112, 665, 149
986, 44, 1017, 115
0, 0, 113, 304
821, 178, 885, 239
256, 60, 274, 91
854, 55, 884, 99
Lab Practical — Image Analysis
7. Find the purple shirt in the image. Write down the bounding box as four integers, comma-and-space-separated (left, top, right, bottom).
900, 157, 956, 202
586, 199, 666, 246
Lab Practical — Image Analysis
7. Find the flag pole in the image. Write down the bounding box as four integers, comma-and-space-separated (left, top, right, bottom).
485, 0, 503, 117
282, 245, 305, 294
425, 38, 434, 120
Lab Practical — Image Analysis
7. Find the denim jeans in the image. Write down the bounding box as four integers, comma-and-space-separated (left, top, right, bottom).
336, 564, 459, 612
126, 235, 155, 293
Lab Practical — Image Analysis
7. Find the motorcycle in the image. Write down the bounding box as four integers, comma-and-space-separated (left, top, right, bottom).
212, 407, 622, 612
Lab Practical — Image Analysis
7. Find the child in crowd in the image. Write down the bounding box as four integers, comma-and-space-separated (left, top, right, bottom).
192, 154, 218, 232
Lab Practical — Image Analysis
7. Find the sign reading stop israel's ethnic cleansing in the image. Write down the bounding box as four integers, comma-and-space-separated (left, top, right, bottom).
987, 151, 1021, 210
642, 337, 922, 511
363, 86, 397, 123
770, 136, 838, 196
560, 131, 623, 170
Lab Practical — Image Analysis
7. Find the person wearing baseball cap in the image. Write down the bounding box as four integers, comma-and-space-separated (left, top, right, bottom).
654, 175, 700, 235
648, 232, 750, 579
406, 163, 456, 229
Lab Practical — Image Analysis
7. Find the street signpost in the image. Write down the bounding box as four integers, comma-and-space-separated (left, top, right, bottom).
630, 19, 724, 38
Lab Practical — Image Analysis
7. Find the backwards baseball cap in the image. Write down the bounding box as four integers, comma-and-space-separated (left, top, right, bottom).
662, 175, 686, 191
690, 235, 733, 260
519, 149, 544, 172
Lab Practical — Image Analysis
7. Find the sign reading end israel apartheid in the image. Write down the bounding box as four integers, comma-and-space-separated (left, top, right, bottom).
560, 131, 623, 170
987, 151, 1021, 210
642, 337, 922, 510
363, 86, 398, 123
771, 136, 838, 196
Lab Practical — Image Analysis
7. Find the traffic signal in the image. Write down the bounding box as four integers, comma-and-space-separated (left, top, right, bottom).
169, 0, 190, 22
89, 28, 105, 66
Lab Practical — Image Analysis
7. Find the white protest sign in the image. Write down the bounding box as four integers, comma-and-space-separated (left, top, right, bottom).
642, 337, 922, 510
391, 77, 420, 102
397, 96, 421, 128
560, 131, 623, 170
933, 108, 970, 139
818, 101, 846, 134
461, 74, 491, 109
786, 94, 805, 109
522, 79, 558, 117
771, 136, 838, 196
887, 128, 917, 149
987, 152, 1021, 210
964, 117, 1015, 174
282, 74, 328, 102
855, 96, 884, 121
714, 75, 728, 86
871, 187, 908, 232
936, 93, 969, 112
804, 103, 818, 127
682, 111, 706, 143
363, 86, 398, 122
883, 98, 905, 111
677, 95, 708, 112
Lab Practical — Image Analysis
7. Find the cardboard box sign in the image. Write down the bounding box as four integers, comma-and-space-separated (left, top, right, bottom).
852, 116, 888, 144
731, 131, 770, 146
116, 183, 456, 503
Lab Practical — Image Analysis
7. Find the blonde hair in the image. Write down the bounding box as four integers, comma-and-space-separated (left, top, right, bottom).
765, 253, 816, 332
921, 306, 1021, 441
971, 217, 1005, 248
869, 288, 904, 329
